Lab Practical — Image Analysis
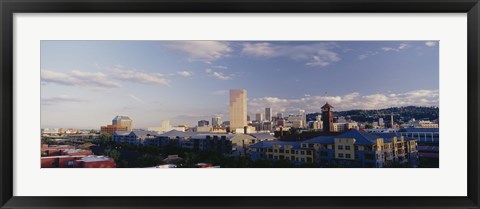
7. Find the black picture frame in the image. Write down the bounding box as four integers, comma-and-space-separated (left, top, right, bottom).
1, 0, 479, 208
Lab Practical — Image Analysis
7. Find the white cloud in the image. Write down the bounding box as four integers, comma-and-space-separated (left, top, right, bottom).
213, 65, 229, 69
358, 51, 379, 60
381, 43, 409, 52
41, 95, 89, 105
177, 71, 193, 77
248, 89, 439, 114
241, 42, 341, 68
41, 69, 121, 88
168, 41, 232, 63
425, 41, 437, 47
305, 49, 341, 67
242, 42, 277, 57
205, 69, 233, 80
110, 68, 170, 86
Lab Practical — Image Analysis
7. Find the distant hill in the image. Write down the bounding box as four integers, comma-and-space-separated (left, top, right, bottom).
306, 106, 439, 123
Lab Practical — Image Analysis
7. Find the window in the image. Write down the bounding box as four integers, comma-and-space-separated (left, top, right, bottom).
338, 145, 343, 150
338, 153, 344, 158
274, 156, 278, 160
308, 144, 314, 148
301, 158, 305, 162
274, 149, 278, 153
268, 154, 273, 159
306, 150, 312, 155
307, 157, 312, 163
301, 151, 305, 155
302, 144, 307, 148
345, 145, 350, 150
268, 149, 273, 152
286, 150, 290, 154
345, 154, 351, 158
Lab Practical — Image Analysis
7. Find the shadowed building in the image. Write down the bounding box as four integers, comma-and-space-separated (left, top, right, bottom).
322, 103, 334, 132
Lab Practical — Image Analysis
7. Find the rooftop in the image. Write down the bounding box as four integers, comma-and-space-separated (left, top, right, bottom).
78, 155, 113, 162
249, 133, 276, 140
321, 102, 334, 109
335, 129, 377, 145
113, 115, 132, 121
250, 140, 302, 149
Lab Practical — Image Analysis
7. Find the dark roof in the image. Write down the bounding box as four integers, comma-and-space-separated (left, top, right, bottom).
303, 136, 334, 144
158, 130, 193, 138
321, 102, 334, 109
131, 130, 159, 137
400, 128, 439, 133
249, 140, 301, 149
372, 133, 416, 142
335, 129, 377, 145
249, 133, 276, 140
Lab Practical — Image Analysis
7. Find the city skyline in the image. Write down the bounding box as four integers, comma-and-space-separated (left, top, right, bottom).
41, 41, 439, 129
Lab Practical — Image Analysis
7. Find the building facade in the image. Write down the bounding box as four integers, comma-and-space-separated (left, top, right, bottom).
112, 115, 133, 131
265, 108, 272, 122
248, 129, 418, 168
321, 103, 334, 132
229, 89, 247, 131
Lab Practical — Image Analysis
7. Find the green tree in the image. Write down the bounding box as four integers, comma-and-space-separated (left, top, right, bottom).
104, 148, 120, 162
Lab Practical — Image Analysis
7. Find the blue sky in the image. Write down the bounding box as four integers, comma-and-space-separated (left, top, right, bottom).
41, 41, 439, 129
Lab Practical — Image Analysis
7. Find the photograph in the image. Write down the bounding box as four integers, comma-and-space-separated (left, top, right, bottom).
40, 40, 439, 168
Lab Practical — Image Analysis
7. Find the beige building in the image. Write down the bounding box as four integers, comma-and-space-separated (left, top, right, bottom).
229, 89, 247, 130
112, 115, 132, 131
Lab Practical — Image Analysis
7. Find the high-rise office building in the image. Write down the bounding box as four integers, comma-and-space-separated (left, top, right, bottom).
212, 116, 222, 127
112, 115, 132, 131
299, 109, 306, 129
265, 108, 272, 122
229, 89, 247, 130
255, 113, 264, 122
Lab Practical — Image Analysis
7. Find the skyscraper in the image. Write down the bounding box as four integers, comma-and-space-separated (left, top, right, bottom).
265, 107, 272, 122
229, 89, 247, 130
321, 103, 334, 132
255, 113, 264, 122
112, 115, 132, 131
299, 109, 306, 129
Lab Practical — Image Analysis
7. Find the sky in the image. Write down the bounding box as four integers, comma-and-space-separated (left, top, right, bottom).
41, 41, 439, 129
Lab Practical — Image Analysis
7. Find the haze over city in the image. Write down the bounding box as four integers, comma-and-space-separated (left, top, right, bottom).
41, 41, 439, 129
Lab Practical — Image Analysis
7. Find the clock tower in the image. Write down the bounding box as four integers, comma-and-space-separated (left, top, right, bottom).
321, 102, 334, 132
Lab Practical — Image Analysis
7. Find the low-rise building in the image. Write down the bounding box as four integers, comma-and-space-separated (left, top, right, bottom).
100, 124, 128, 136
248, 129, 418, 168
112, 130, 159, 145
41, 155, 116, 168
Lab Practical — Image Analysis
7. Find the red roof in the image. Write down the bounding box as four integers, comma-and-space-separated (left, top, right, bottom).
322, 102, 334, 109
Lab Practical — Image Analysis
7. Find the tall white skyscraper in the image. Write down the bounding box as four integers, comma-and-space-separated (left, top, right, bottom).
229, 89, 247, 130
265, 107, 272, 121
